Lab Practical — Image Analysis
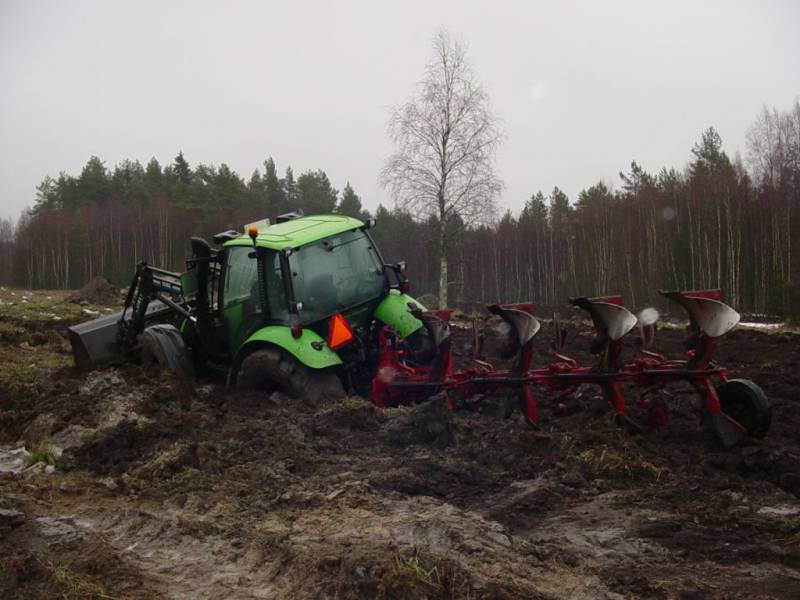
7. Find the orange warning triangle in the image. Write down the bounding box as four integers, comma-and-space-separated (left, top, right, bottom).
328, 313, 354, 350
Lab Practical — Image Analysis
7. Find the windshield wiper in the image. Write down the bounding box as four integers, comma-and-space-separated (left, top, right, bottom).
322, 237, 363, 251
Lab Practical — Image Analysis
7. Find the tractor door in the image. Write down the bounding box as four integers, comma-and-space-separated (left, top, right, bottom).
220, 246, 262, 355
220, 246, 290, 355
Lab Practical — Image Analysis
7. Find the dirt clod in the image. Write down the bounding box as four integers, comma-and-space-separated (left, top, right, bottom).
67, 277, 120, 305
386, 394, 454, 448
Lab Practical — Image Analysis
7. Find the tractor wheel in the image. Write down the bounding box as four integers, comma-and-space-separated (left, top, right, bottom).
236, 347, 345, 406
716, 378, 771, 439
140, 324, 194, 379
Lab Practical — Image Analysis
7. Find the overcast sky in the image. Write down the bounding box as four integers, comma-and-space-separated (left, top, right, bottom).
1, 0, 798, 221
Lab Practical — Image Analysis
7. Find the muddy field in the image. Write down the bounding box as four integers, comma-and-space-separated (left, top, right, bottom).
1, 288, 800, 599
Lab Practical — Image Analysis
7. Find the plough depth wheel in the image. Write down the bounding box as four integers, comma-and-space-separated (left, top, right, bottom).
716, 378, 771, 440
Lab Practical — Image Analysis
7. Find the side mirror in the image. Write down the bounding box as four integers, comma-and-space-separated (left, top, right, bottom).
364, 218, 377, 229
395, 261, 407, 273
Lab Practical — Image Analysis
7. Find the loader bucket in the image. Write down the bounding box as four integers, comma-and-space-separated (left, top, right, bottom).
67, 311, 124, 371
660, 290, 740, 338
68, 299, 173, 371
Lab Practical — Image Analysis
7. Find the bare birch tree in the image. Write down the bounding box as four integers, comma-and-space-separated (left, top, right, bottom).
380, 30, 504, 308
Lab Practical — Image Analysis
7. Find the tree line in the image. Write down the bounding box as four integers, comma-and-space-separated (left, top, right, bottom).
1, 101, 798, 318
4, 155, 369, 290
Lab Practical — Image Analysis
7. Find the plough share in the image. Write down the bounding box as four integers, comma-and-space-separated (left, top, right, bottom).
371, 290, 770, 447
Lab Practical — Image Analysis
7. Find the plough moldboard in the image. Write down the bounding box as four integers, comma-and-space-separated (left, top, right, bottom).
371, 290, 771, 447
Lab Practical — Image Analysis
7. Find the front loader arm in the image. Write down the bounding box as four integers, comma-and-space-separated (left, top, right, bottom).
118, 262, 192, 347
68, 262, 194, 371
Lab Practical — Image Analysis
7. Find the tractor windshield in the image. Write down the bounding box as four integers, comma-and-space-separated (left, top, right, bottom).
289, 230, 385, 323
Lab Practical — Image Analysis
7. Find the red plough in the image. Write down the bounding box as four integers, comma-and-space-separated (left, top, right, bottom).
371, 290, 770, 447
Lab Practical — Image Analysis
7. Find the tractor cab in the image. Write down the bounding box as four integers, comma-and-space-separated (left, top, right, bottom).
215, 214, 408, 352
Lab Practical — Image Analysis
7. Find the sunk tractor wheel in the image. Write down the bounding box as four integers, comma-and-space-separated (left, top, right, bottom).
236, 346, 345, 406
140, 324, 194, 379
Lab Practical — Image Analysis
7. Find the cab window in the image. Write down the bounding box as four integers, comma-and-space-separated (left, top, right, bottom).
289, 230, 385, 323
223, 247, 258, 307
223, 246, 289, 321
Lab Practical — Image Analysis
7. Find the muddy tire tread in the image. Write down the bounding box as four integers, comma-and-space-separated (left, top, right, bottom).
237, 346, 344, 406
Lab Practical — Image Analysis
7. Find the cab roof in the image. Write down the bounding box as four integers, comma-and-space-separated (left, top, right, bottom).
223, 214, 365, 251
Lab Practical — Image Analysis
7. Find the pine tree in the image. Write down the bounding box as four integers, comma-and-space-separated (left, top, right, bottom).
521, 191, 547, 221
34, 176, 59, 211
77, 156, 111, 205
247, 169, 266, 211
173, 151, 192, 184
264, 158, 287, 216
296, 170, 338, 214
282, 166, 298, 213
337, 182, 365, 219
144, 158, 164, 196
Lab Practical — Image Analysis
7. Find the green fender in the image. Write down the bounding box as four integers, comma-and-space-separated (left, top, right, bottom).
373, 290, 426, 338
233, 325, 343, 373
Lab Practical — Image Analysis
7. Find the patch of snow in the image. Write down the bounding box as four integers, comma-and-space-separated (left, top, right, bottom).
80, 371, 125, 395
0, 446, 31, 474
757, 505, 800, 518
738, 322, 785, 330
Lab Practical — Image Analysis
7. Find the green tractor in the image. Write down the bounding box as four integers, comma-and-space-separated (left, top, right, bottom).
68, 213, 433, 403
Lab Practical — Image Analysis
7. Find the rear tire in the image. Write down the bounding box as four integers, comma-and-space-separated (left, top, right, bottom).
716, 378, 771, 439
236, 346, 345, 407
140, 324, 194, 379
